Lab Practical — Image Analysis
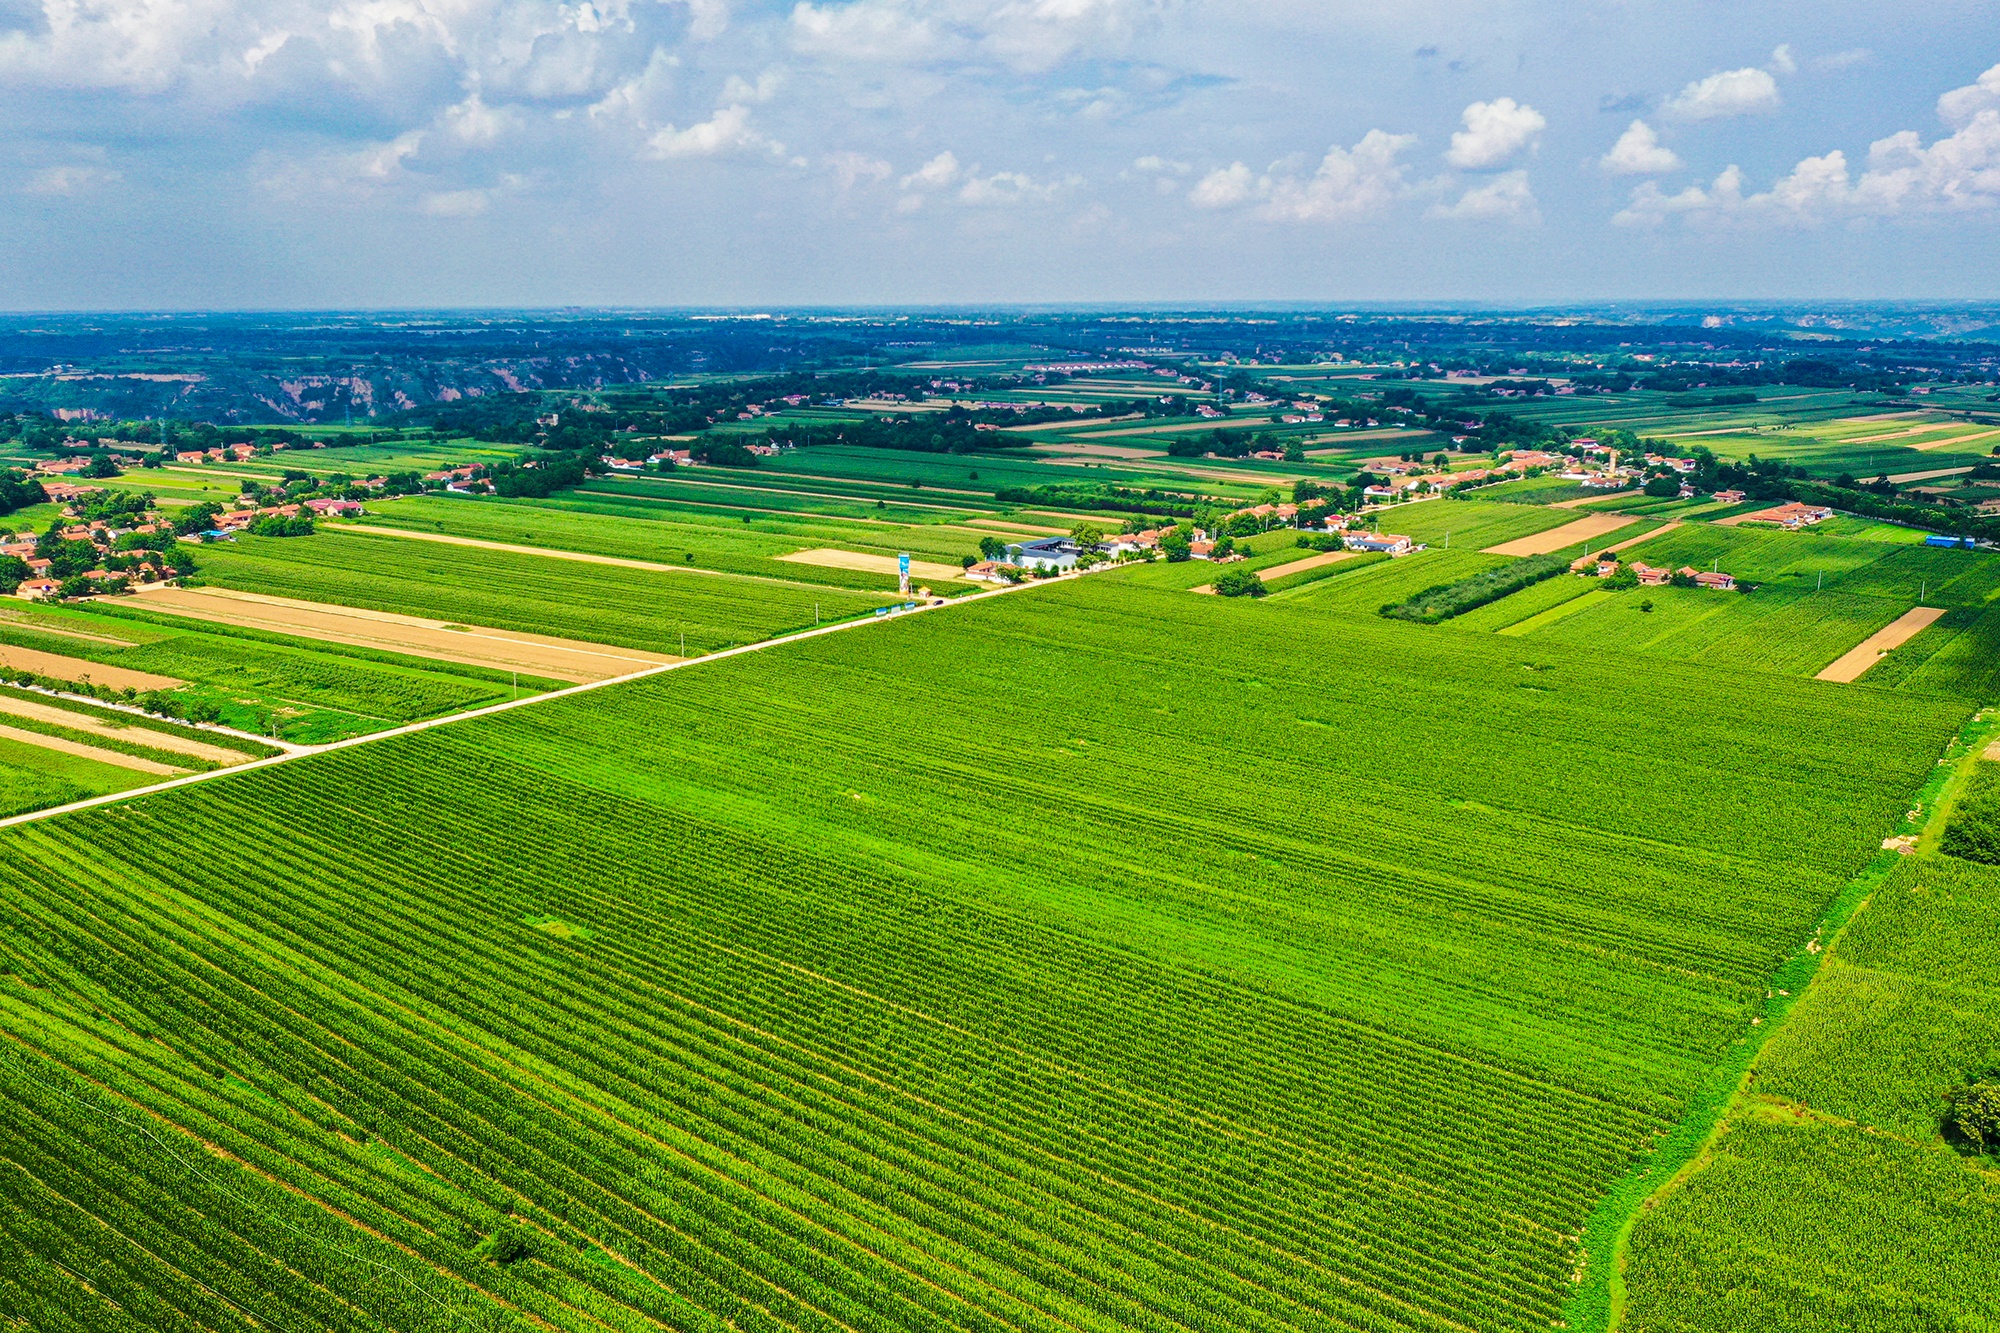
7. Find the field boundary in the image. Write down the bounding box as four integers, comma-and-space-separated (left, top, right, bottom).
0, 572, 1075, 831
1563, 706, 1995, 1332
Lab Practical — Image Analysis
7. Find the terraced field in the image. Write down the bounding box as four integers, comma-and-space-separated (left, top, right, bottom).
0, 576, 1967, 1333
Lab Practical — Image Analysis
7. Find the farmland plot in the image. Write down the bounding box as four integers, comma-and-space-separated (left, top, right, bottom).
0, 576, 1965, 1333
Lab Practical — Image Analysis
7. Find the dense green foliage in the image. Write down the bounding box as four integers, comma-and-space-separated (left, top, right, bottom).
1381, 552, 1569, 623
1942, 763, 2000, 863
0, 577, 1965, 1333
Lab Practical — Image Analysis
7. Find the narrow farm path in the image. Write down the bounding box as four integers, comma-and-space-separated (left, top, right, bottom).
0, 572, 1071, 831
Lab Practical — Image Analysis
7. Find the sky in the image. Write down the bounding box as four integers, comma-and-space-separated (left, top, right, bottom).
4, 0, 2000, 308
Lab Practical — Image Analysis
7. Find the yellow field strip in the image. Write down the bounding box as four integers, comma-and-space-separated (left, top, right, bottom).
0, 695, 247, 765
1814, 606, 1949, 683
1253, 551, 1357, 582
0, 724, 184, 774
1914, 426, 2000, 453
0, 644, 181, 692
1886, 465, 1977, 484
337, 524, 869, 593
130, 585, 675, 684
777, 549, 965, 582
1483, 514, 1637, 556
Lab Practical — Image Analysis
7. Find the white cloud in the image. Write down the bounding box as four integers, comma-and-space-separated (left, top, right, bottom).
721, 68, 785, 103
1815, 49, 1871, 73
443, 93, 508, 147
1616, 109, 2000, 227
790, 1, 952, 63
1662, 67, 1780, 121
901, 150, 961, 189
1939, 62, 2000, 128
1192, 130, 1416, 223
1600, 120, 1681, 175
1428, 170, 1537, 222
22, 165, 122, 197
1767, 44, 1796, 76
826, 150, 892, 189
958, 170, 1062, 206
1189, 161, 1255, 207
686, 0, 732, 41
1444, 98, 1544, 170
647, 104, 772, 157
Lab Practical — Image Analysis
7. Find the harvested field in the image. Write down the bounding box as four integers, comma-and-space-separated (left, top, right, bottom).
1254, 550, 1357, 582
1816, 606, 1949, 682
0, 723, 182, 774
1913, 426, 2000, 452
342, 523, 881, 586
0, 695, 247, 764
0, 644, 181, 692
1484, 513, 1636, 555
129, 585, 675, 683
778, 548, 965, 582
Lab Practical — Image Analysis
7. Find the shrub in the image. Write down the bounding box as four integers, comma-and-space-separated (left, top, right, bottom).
1945, 1074, 2000, 1152
1213, 567, 1267, 598
1381, 552, 1569, 624
1941, 767, 2000, 865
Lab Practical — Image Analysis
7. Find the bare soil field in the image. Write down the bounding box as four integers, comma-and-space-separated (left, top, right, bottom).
1253, 551, 1357, 581
1816, 605, 1949, 682
0, 694, 247, 764
129, 586, 676, 683
0, 723, 182, 774
0, 645, 181, 692
778, 548, 965, 582
1484, 514, 1637, 556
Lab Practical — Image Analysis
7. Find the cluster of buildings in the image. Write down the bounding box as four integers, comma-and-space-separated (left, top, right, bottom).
1740, 501, 1833, 529
8, 512, 179, 601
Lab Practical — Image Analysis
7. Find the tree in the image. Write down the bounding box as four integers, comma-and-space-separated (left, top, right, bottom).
82, 454, 120, 479
1643, 475, 1681, 498
978, 536, 1006, 560
1161, 531, 1191, 562
1670, 571, 1696, 588
1070, 523, 1105, 547
1213, 567, 1267, 597
1282, 441, 1306, 463
1946, 1075, 2000, 1151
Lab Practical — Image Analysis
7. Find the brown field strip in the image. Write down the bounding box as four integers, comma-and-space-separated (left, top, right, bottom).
0, 695, 247, 764
1253, 551, 1357, 582
0, 645, 181, 692
0, 724, 183, 774
777, 548, 965, 582
341, 524, 855, 591
1815, 605, 1949, 682
1887, 465, 1977, 484
128, 585, 677, 683
960, 517, 1068, 536
1483, 513, 1637, 556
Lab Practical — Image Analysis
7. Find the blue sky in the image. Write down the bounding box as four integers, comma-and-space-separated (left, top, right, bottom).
4, 0, 1999, 308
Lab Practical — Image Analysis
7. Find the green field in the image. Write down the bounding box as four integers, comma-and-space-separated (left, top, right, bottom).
1624, 842, 2000, 1330
193, 527, 892, 656
0, 575, 1969, 1333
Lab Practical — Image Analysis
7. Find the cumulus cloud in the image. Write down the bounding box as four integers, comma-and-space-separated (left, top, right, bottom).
958, 169, 1063, 206
1444, 98, 1544, 170
901, 150, 961, 189
647, 104, 773, 157
1600, 120, 1681, 175
1662, 66, 1780, 121
1767, 44, 1796, 76
1191, 130, 1416, 222
1939, 61, 2000, 128
1428, 171, 1537, 222
1616, 70, 2000, 229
